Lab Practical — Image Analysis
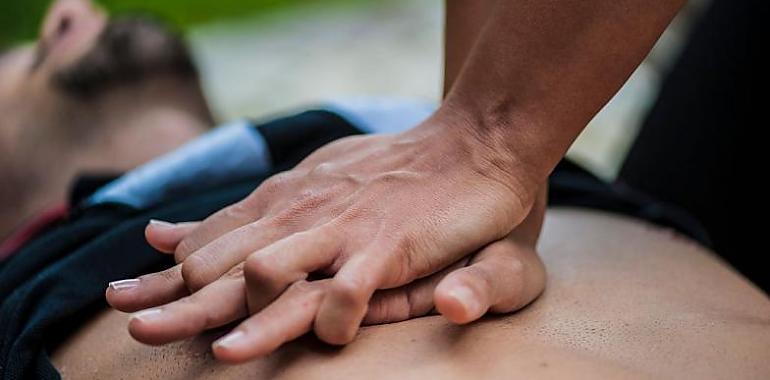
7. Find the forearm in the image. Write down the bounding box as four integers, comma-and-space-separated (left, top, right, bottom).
440, 0, 685, 185
443, 0, 496, 97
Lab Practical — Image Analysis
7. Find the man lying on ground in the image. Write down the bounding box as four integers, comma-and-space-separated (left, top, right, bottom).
59, 208, 770, 379
1, 0, 767, 378
0, 0, 517, 375
0, 0, 212, 257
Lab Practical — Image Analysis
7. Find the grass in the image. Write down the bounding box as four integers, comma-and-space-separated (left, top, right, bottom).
0, 0, 342, 48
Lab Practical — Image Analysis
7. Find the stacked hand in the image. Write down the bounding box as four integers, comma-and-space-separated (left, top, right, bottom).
106, 115, 547, 363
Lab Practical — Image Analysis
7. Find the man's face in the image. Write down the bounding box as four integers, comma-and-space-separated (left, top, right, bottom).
0, 0, 197, 149
0, 0, 105, 111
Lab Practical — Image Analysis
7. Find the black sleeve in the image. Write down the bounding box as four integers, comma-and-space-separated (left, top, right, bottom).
255, 110, 363, 173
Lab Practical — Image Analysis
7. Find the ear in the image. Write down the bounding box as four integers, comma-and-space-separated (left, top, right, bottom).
40, 0, 105, 46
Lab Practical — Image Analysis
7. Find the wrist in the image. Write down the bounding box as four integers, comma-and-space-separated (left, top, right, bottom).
403, 105, 542, 205
437, 78, 584, 185
430, 101, 548, 189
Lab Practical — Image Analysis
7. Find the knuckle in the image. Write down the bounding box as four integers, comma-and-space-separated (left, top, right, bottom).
242, 218, 283, 243
241, 187, 264, 209
231, 195, 267, 221
182, 295, 216, 329
490, 253, 534, 311
505, 255, 526, 278
226, 220, 267, 247
461, 265, 493, 292
484, 242, 528, 277
331, 277, 369, 304
309, 162, 336, 176
175, 236, 200, 261
221, 201, 255, 222
244, 253, 274, 281
180, 255, 213, 292
311, 225, 342, 250
258, 172, 295, 196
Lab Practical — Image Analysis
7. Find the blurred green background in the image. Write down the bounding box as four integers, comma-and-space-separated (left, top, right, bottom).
0, 0, 705, 179
0, 0, 350, 47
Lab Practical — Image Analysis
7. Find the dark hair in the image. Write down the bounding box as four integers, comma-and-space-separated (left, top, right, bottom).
53, 16, 198, 99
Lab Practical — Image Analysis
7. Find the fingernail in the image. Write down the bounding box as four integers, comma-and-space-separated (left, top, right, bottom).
149, 219, 176, 229
131, 308, 163, 322
214, 331, 245, 349
108, 278, 140, 291
449, 285, 483, 316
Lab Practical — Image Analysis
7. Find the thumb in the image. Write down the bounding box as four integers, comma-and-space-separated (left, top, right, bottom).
145, 220, 200, 255
433, 238, 546, 325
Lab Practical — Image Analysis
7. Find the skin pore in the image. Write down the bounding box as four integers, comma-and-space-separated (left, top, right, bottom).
0, 0, 212, 241
54, 209, 770, 379
56, 1, 768, 378
5, 0, 760, 378
105, 0, 690, 362
105, 0, 551, 360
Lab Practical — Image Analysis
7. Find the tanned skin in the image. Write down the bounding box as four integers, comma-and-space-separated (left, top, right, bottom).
107, 0, 687, 362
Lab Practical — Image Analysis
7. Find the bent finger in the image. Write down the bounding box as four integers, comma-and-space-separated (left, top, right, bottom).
212, 279, 329, 363
244, 225, 342, 314
314, 253, 385, 345
180, 218, 293, 292
145, 220, 200, 255
433, 239, 546, 325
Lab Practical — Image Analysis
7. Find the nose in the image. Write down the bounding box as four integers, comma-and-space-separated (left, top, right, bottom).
39, 0, 106, 52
